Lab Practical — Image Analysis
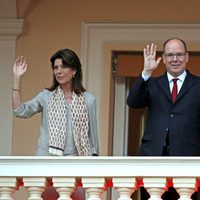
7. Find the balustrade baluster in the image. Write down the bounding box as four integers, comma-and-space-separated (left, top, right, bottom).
173, 177, 197, 200
113, 178, 137, 200
0, 178, 17, 200
82, 178, 105, 200
53, 177, 76, 200
0, 187, 15, 200
143, 177, 167, 200
23, 177, 46, 200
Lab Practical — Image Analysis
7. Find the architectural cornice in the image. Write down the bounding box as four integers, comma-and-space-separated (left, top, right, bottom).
0, 19, 24, 39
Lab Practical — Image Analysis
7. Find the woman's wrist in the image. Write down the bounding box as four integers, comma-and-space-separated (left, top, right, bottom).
13, 77, 21, 91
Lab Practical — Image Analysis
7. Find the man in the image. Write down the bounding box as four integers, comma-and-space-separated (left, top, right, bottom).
126, 38, 200, 199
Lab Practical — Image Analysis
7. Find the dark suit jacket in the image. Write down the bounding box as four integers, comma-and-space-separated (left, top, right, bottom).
127, 70, 200, 156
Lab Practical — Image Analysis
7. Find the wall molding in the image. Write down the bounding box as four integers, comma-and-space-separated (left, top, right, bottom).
0, 19, 23, 39
0, 18, 23, 155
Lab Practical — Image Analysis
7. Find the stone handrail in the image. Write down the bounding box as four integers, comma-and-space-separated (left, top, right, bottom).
0, 156, 199, 200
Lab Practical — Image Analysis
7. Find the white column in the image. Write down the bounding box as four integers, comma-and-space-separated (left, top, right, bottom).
23, 177, 46, 200
173, 178, 196, 200
53, 177, 76, 200
143, 177, 167, 200
0, 177, 17, 200
0, 19, 23, 155
82, 178, 105, 200
113, 178, 137, 200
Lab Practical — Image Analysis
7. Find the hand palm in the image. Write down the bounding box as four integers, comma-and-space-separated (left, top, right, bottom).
13, 57, 27, 77
143, 44, 161, 74
144, 55, 159, 71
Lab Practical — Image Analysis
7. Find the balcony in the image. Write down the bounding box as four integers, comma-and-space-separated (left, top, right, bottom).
0, 156, 199, 200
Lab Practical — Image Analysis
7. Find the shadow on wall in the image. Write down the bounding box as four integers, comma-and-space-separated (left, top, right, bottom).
17, 0, 43, 18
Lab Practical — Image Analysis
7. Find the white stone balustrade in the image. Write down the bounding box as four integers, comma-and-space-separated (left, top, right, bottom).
143, 177, 167, 200
0, 157, 200, 200
82, 177, 105, 200
113, 178, 137, 200
53, 177, 76, 200
0, 177, 17, 200
23, 177, 46, 200
173, 178, 197, 200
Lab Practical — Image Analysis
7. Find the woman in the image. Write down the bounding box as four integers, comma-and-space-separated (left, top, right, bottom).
13, 48, 99, 156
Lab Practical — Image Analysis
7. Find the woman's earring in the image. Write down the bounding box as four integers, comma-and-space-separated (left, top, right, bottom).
73, 73, 75, 78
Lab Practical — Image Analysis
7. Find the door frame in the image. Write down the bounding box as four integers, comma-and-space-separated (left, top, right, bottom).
81, 22, 200, 156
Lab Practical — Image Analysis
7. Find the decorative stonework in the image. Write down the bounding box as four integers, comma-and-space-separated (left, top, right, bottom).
0, 19, 23, 39
0, 18, 23, 155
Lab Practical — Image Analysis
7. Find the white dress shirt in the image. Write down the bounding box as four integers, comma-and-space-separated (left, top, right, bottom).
167, 70, 187, 94
142, 70, 187, 94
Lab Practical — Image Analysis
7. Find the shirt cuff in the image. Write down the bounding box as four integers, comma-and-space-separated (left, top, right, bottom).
142, 72, 151, 81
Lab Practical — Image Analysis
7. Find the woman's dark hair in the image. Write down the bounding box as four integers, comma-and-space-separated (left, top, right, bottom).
47, 48, 86, 95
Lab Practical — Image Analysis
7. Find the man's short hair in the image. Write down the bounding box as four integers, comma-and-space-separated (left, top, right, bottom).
163, 38, 187, 52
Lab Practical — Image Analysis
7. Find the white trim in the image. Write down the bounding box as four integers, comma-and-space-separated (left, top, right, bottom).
113, 77, 126, 156
0, 19, 23, 155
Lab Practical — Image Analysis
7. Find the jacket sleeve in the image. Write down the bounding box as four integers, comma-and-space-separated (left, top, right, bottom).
126, 75, 150, 108
13, 90, 48, 118
87, 95, 99, 155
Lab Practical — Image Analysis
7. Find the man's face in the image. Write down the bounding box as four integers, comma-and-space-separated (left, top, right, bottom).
162, 39, 189, 77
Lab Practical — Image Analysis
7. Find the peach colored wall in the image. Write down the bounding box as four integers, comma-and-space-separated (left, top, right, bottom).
13, 0, 200, 155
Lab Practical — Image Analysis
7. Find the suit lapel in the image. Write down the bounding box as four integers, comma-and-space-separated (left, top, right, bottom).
156, 73, 172, 102
156, 71, 196, 103
176, 72, 196, 102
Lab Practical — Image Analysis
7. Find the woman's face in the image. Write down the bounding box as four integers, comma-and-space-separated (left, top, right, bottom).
53, 58, 76, 87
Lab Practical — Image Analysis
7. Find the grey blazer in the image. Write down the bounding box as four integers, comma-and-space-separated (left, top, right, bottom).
14, 90, 99, 156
